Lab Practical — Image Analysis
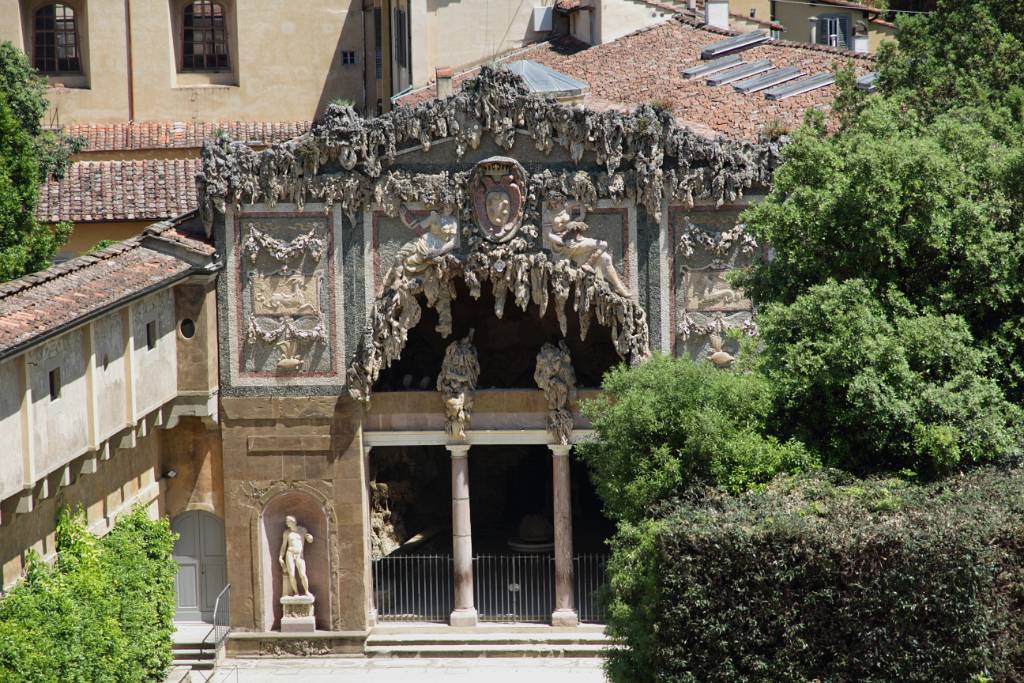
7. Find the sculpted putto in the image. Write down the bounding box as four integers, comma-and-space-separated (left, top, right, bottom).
547, 208, 631, 298
437, 330, 481, 440
279, 515, 314, 597
385, 204, 458, 285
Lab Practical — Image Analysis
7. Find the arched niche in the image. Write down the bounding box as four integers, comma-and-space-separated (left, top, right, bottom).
260, 491, 332, 631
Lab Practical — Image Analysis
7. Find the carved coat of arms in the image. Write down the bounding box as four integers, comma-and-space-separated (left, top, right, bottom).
471, 156, 526, 242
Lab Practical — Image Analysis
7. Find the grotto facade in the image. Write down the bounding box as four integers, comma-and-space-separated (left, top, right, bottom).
0, 61, 791, 654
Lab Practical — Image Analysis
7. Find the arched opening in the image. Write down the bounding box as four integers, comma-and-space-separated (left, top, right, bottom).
171, 510, 227, 623
260, 491, 331, 631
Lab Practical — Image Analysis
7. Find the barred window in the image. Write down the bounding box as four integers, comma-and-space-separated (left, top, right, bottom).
33, 4, 81, 74
183, 1, 229, 71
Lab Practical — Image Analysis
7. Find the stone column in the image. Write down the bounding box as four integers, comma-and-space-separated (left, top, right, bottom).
448, 444, 478, 626
549, 444, 578, 626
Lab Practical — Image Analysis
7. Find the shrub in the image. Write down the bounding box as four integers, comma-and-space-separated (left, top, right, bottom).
634, 468, 1024, 683
577, 354, 817, 526
757, 279, 1024, 478
0, 506, 178, 682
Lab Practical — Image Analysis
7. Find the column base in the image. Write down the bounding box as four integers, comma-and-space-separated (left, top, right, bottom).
551, 608, 579, 627
449, 607, 479, 627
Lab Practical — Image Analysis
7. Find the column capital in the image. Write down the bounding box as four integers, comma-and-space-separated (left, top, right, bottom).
446, 444, 471, 458
548, 444, 572, 458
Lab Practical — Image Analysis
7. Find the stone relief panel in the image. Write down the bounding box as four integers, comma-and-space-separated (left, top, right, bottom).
669, 206, 760, 365
363, 203, 461, 312
225, 205, 346, 388
541, 201, 636, 299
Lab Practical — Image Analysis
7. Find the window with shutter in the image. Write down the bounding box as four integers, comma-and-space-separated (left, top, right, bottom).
817, 14, 851, 49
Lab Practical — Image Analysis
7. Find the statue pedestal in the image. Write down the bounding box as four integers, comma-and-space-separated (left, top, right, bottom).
280, 594, 316, 633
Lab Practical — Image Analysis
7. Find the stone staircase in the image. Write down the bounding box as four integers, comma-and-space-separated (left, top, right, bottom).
172, 639, 218, 672
364, 624, 611, 658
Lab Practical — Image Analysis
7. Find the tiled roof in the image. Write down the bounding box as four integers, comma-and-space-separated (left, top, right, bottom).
60, 120, 311, 152
36, 159, 200, 223
0, 238, 194, 357
397, 15, 874, 140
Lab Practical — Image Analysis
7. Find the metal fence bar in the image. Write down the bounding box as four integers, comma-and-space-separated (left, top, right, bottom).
372, 552, 608, 624
574, 553, 609, 623
372, 554, 454, 622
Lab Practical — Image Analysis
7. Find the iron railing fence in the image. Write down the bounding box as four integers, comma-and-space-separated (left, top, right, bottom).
574, 553, 609, 623
474, 554, 554, 623
372, 554, 454, 622
370, 552, 611, 624
204, 583, 231, 660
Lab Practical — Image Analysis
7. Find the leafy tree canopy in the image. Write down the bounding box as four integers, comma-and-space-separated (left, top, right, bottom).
740, 0, 1024, 403
0, 42, 80, 281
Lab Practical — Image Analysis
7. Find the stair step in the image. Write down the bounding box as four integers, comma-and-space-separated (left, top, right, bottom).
365, 643, 608, 658
367, 634, 609, 646
172, 648, 216, 658
161, 666, 193, 683
173, 659, 216, 670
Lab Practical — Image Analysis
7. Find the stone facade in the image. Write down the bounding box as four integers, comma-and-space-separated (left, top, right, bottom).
0, 67, 772, 647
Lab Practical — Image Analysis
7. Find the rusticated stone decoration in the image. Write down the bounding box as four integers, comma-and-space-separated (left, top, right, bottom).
534, 341, 577, 446
706, 333, 736, 368
546, 206, 631, 298
259, 640, 332, 657
199, 67, 781, 232
437, 331, 481, 441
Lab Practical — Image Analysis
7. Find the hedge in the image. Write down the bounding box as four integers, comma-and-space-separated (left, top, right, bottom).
0, 506, 178, 683
607, 468, 1024, 683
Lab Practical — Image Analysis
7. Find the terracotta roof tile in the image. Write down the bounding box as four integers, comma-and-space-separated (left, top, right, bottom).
36, 159, 201, 223
60, 120, 311, 152
398, 15, 874, 140
0, 239, 192, 356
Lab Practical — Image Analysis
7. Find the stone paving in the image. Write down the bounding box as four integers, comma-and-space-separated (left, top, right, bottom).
201, 657, 608, 682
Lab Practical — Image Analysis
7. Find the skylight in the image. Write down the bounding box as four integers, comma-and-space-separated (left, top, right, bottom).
505, 60, 589, 99
764, 73, 835, 101
707, 60, 773, 87
682, 54, 744, 80
700, 31, 769, 60
733, 67, 803, 94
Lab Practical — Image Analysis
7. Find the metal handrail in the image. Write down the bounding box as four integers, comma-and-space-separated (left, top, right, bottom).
207, 583, 231, 653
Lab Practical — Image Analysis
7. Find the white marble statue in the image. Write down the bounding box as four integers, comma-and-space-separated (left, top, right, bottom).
278, 515, 314, 597
547, 208, 631, 298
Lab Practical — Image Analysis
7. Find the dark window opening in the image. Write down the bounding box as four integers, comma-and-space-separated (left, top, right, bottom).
341, 50, 356, 65
48, 368, 61, 401
179, 318, 196, 339
373, 7, 382, 80
146, 320, 157, 350
33, 4, 81, 74
183, 0, 229, 71
394, 7, 407, 70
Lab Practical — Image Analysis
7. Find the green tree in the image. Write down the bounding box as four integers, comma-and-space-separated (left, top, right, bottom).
757, 280, 1023, 477
0, 42, 81, 281
739, 0, 1024, 401
578, 355, 817, 525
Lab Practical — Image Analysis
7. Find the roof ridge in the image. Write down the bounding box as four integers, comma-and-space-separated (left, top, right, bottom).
0, 237, 144, 300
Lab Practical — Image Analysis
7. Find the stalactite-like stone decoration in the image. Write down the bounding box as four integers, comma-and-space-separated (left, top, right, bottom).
437, 331, 481, 441
198, 66, 781, 235
243, 221, 329, 371
534, 341, 577, 446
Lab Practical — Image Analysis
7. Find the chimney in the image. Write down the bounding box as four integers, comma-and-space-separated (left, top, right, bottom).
435, 67, 453, 99
853, 34, 869, 53
686, 0, 696, 10
705, 0, 729, 31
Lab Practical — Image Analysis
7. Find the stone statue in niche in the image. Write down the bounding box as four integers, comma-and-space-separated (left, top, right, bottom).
278, 515, 316, 632
385, 204, 459, 285
437, 330, 481, 441
471, 156, 526, 243
534, 340, 577, 446
547, 208, 632, 298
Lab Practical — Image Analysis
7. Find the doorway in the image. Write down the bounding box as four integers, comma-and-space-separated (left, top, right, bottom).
171, 510, 228, 623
